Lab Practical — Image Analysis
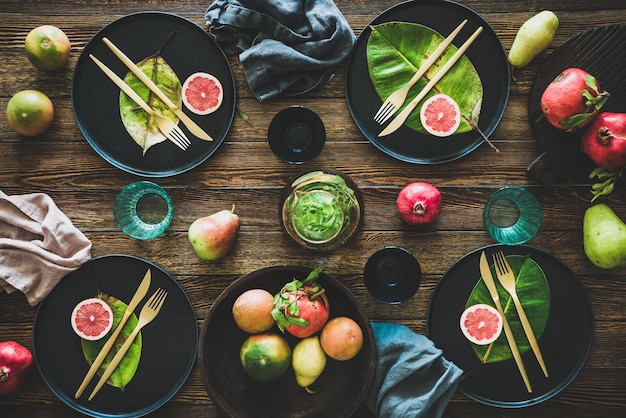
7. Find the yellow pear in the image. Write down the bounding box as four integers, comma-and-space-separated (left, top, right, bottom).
292, 335, 326, 393
508, 10, 559, 68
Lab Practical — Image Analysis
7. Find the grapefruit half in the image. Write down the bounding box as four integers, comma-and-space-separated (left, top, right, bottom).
419, 93, 461, 137
71, 298, 113, 341
182, 72, 223, 115
460, 303, 503, 345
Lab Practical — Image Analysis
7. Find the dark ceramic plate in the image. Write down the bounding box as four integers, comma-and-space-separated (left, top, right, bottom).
528, 24, 626, 184
199, 265, 376, 418
33, 255, 198, 418
345, 0, 509, 164
72, 12, 236, 177
427, 244, 593, 407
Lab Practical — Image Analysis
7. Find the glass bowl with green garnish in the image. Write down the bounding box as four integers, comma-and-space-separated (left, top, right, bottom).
281, 170, 363, 252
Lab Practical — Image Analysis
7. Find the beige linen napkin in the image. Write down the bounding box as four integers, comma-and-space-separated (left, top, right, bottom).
0, 190, 92, 306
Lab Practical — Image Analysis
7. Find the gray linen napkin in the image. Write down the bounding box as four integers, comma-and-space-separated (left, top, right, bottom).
367, 322, 464, 418
205, 0, 356, 101
0, 191, 92, 306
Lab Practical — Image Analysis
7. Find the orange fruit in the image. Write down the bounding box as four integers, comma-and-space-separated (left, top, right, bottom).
460, 304, 503, 345
25, 25, 71, 71
6, 90, 54, 136
182, 72, 223, 115
70, 298, 114, 341
419, 93, 461, 137
320, 316, 364, 361
240, 333, 291, 382
232, 289, 275, 333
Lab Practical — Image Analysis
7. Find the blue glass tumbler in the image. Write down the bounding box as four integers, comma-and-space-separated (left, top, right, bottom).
483, 187, 542, 245
113, 181, 173, 240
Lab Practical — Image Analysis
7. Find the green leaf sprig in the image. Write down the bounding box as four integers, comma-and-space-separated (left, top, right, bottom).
271, 265, 325, 332
589, 166, 623, 202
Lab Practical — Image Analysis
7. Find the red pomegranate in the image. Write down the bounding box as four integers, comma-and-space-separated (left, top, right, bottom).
582, 112, 626, 170
396, 182, 442, 225
272, 266, 330, 338
0, 341, 33, 396
540, 68, 610, 132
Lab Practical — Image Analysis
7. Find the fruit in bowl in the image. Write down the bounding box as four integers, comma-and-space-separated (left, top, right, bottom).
199, 265, 375, 418
582, 112, 626, 170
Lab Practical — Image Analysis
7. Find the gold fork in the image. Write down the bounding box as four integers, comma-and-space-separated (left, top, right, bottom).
87, 287, 167, 401
373, 19, 467, 124
493, 252, 549, 377
89, 54, 191, 151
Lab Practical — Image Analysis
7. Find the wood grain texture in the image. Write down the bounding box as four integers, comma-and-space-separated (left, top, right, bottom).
1, 1, 626, 417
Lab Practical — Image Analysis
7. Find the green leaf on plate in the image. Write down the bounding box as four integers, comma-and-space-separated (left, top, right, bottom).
81, 293, 142, 390
366, 21, 483, 134
119, 54, 182, 154
465, 255, 551, 363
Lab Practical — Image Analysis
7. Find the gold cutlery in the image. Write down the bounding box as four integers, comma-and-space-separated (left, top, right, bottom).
479, 251, 532, 393
373, 19, 468, 124
102, 37, 214, 142
493, 251, 549, 377
88, 287, 167, 401
75, 269, 152, 399
89, 54, 191, 151
378, 25, 483, 137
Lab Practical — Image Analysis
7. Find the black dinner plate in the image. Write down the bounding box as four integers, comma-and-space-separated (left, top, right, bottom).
33, 255, 198, 418
345, 0, 509, 164
427, 244, 593, 407
72, 12, 236, 177
527, 24, 626, 184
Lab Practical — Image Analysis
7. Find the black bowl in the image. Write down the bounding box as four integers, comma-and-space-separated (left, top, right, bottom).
268, 106, 326, 164
364, 246, 422, 304
199, 265, 376, 418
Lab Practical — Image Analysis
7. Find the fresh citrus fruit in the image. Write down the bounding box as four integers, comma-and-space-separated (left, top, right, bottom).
419, 93, 461, 137
320, 316, 363, 361
240, 333, 291, 382
182, 72, 223, 115
232, 289, 275, 333
71, 298, 114, 341
25, 25, 71, 71
460, 304, 503, 345
6, 90, 54, 136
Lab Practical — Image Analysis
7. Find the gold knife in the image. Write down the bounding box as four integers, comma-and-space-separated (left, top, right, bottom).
479, 251, 532, 393
378, 26, 483, 137
102, 37, 214, 142
75, 268, 152, 398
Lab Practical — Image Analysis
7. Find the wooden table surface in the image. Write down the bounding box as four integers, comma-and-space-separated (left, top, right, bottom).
2, 0, 626, 417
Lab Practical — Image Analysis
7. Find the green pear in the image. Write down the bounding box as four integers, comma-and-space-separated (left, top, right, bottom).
292, 335, 326, 393
188, 205, 240, 261
583, 203, 626, 269
508, 10, 559, 68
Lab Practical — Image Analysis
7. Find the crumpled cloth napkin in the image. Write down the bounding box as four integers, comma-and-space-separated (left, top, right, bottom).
204, 0, 356, 101
366, 322, 464, 418
0, 190, 92, 306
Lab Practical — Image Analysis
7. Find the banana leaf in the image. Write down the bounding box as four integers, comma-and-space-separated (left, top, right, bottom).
366, 22, 483, 134
81, 293, 142, 390
465, 255, 551, 363
120, 55, 182, 154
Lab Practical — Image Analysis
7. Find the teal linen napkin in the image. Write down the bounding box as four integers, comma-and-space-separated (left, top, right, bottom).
367, 322, 464, 418
205, 0, 355, 101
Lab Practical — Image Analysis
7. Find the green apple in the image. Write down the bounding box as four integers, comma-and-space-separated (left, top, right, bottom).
583, 203, 626, 269
188, 205, 240, 261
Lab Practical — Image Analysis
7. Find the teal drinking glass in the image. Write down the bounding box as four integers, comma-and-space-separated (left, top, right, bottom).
114, 181, 173, 240
483, 187, 542, 245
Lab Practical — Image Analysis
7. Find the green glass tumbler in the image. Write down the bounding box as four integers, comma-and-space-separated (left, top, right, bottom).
114, 181, 173, 240
483, 187, 542, 245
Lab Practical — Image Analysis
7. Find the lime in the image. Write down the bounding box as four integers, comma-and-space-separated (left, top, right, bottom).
6, 90, 54, 136
25, 25, 71, 71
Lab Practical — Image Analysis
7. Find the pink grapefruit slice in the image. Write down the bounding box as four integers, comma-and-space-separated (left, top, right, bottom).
182, 72, 223, 115
460, 303, 503, 345
419, 93, 461, 137
71, 297, 113, 341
